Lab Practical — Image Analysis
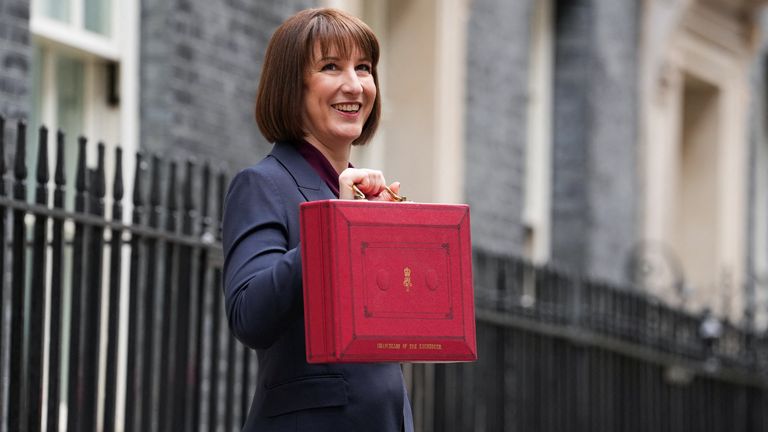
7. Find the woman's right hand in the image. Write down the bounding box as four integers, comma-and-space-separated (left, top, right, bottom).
338, 168, 399, 201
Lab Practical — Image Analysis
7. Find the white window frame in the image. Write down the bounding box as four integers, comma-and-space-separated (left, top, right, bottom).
30, 0, 138, 215
523, 0, 554, 264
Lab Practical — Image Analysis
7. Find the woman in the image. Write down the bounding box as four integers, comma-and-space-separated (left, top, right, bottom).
222, 8, 414, 432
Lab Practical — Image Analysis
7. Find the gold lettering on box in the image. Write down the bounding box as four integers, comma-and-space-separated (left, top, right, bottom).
376, 342, 444, 350
418, 343, 443, 350
403, 267, 412, 292
376, 343, 402, 350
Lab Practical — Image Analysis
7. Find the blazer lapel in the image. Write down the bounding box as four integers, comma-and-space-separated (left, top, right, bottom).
269, 141, 336, 202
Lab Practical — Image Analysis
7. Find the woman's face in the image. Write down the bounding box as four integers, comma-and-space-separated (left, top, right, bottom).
302, 43, 376, 150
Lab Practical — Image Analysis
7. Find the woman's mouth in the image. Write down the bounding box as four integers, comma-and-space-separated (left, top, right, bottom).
332, 103, 361, 114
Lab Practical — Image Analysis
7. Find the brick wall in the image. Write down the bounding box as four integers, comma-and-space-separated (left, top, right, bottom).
139, 0, 316, 173
464, 0, 532, 256
0, 0, 31, 139
550, 0, 639, 284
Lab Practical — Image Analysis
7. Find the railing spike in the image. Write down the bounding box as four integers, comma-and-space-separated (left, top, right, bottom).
36, 126, 49, 185
13, 120, 27, 199
113, 147, 124, 202
200, 163, 211, 221
149, 154, 161, 228
132, 152, 144, 208
167, 160, 178, 213
184, 158, 195, 212
216, 168, 227, 241
94, 142, 106, 201
55, 131, 65, 187
165, 161, 178, 235
75, 136, 88, 194
150, 154, 161, 207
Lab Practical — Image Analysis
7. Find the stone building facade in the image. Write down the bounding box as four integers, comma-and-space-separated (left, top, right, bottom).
1, 0, 768, 325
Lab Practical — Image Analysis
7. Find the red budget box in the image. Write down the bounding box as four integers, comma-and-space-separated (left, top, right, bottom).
300, 200, 477, 363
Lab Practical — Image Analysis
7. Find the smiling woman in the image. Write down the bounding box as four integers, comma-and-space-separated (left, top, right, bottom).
223, 8, 413, 432
302, 44, 376, 173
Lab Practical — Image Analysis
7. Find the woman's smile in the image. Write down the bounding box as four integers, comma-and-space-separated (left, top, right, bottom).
332, 102, 362, 115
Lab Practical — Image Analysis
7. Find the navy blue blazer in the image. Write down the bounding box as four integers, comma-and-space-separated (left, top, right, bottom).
222, 142, 414, 432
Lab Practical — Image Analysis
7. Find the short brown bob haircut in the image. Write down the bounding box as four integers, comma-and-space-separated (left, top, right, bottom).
255, 8, 381, 146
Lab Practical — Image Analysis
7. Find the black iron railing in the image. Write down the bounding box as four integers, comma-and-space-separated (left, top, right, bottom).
0, 118, 251, 432
404, 251, 768, 432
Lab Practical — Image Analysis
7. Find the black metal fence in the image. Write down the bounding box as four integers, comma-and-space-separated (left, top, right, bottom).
405, 251, 768, 432
0, 118, 251, 432
1, 117, 768, 432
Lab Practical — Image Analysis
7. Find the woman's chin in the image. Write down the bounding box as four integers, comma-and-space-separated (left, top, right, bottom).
332, 129, 364, 144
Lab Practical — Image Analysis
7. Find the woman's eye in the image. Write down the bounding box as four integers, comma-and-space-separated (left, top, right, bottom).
356, 64, 372, 73
321, 63, 338, 71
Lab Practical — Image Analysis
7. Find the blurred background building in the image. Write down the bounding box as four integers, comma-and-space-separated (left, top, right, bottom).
2, 0, 768, 430
3, 0, 766, 325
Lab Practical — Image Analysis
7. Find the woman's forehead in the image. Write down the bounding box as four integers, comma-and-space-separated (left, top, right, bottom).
311, 40, 370, 61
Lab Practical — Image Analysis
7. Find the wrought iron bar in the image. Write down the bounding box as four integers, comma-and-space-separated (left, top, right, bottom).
209, 169, 226, 431
174, 159, 196, 429
9, 120, 28, 432
46, 130, 66, 432
158, 161, 179, 432
208, 267, 224, 432
191, 163, 211, 430
81, 143, 106, 432
124, 152, 145, 432
103, 146, 124, 432
140, 155, 162, 432
224, 334, 237, 432
66, 136, 89, 432
27, 126, 49, 432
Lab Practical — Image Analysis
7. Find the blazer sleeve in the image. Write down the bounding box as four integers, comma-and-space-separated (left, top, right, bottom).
222, 167, 303, 350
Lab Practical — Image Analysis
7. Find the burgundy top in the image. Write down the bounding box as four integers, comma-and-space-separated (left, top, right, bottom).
295, 140, 352, 198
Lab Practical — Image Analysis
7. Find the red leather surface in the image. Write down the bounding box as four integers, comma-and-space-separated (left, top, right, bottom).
300, 200, 477, 363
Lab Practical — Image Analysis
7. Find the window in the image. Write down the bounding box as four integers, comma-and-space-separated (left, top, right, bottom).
29, 0, 137, 211
38, 0, 112, 36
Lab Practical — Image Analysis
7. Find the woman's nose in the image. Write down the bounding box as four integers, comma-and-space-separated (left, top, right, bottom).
340, 68, 363, 94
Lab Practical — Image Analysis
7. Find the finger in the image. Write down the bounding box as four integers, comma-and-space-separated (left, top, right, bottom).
359, 170, 386, 195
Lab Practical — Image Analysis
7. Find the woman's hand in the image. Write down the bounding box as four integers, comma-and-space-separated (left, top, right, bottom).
338, 168, 400, 201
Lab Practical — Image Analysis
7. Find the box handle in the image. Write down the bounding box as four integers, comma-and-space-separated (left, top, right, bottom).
351, 184, 407, 202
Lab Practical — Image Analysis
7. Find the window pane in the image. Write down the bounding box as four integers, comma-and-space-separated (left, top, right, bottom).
40, 0, 71, 23
57, 55, 85, 209
85, 0, 111, 36
57, 54, 84, 150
